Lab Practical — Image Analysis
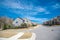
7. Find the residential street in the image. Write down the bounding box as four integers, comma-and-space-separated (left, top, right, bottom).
0, 25, 60, 40
15, 25, 60, 40
29, 25, 60, 40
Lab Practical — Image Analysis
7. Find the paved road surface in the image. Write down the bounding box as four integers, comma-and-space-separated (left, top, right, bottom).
29, 26, 60, 40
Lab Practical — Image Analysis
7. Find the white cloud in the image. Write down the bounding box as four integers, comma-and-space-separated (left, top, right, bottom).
52, 3, 60, 9
26, 16, 48, 23
34, 7, 50, 14
45, 11, 50, 14
1, 1, 25, 9
1, 0, 50, 14
10, 9, 38, 16
34, 7, 46, 12
1, 0, 33, 10
0, 0, 50, 18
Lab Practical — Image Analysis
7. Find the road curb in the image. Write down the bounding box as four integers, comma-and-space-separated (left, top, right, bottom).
18, 32, 36, 40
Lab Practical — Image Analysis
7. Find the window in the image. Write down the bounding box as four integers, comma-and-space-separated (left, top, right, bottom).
16, 21, 18, 23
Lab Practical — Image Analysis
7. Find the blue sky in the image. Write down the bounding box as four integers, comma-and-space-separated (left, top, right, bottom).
0, 0, 60, 24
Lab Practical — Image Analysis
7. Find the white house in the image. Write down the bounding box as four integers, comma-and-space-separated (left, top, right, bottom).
23, 18, 31, 23
12, 18, 32, 27
12, 18, 24, 26
23, 18, 32, 26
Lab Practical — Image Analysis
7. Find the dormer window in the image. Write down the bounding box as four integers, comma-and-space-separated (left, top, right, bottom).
16, 21, 18, 23
27, 21, 28, 22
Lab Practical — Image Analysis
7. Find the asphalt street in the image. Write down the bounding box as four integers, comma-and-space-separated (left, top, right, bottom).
30, 26, 60, 40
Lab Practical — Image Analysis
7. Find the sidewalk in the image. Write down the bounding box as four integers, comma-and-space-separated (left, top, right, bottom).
0, 32, 36, 40
18, 32, 36, 40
